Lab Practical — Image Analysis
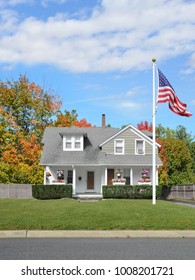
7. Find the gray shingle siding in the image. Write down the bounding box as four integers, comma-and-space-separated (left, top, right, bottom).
101, 127, 155, 155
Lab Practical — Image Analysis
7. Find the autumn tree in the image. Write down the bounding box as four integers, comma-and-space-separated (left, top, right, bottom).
54, 109, 93, 127
54, 109, 78, 127
0, 75, 61, 140
75, 119, 93, 127
137, 121, 152, 132
0, 75, 61, 184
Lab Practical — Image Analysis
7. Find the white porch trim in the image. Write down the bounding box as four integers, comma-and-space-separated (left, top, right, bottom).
44, 167, 46, 185
130, 168, 133, 185
104, 167, 107, 185
72, 166, 76, 195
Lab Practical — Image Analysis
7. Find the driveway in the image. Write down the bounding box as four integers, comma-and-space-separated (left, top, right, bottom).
168, 199, 195, 208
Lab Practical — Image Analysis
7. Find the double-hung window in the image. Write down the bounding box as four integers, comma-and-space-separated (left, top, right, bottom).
67, 170, 73, 184
114, 139, 124, 154
135, 139, 145, 155
65, 136, 72, 149
75, 136, 82, 149
63, 135, 83, 151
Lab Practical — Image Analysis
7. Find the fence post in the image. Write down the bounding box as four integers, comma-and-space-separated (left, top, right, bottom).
184, 185, 186, 200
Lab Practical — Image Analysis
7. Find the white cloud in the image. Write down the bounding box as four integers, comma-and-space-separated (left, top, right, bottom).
1, 0, 195, 72
40, 0, 67, 8
0, 0, 34, 7
118, 101, 139, 109
0, 0, 66, 7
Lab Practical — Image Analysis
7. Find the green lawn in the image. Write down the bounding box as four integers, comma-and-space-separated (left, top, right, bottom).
0, 198, 195, 230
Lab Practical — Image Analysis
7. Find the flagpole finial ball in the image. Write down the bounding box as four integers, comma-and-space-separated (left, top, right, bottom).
152, 58, 156, 62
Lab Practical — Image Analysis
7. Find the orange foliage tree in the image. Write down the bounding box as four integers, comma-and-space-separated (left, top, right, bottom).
54, 109, 93, 127
137, 121, 153, 132
0, 75, 61, 183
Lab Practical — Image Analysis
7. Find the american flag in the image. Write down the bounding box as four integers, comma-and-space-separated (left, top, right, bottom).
157, 69, 192, 117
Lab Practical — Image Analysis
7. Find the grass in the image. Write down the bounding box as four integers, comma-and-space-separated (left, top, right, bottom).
0, 198, 195, 230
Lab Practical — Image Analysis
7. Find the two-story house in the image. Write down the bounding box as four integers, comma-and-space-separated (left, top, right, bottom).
40, 115, 162, 198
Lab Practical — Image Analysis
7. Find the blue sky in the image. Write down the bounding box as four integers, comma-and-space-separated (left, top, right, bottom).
0, 0, 195, 134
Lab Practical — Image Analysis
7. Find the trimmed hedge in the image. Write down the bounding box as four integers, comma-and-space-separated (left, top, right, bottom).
32, 184, 72, 200
102, 185, 162, 199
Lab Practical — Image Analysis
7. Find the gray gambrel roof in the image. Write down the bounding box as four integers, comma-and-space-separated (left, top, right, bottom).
40, 125, 162, 166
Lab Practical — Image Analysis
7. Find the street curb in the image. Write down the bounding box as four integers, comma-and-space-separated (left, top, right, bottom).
0, 231, 27, 238
1, 230, 195, 238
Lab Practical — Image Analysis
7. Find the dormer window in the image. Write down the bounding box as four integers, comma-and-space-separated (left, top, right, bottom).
65, 136, 72, 149
135, 139, 145, 155
63, 135, 84, 151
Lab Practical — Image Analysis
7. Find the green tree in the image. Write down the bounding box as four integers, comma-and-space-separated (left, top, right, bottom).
189, 142, 195, 174
138, 122, 195, 185
175, 125, 194, 146
156, 124, 176, 138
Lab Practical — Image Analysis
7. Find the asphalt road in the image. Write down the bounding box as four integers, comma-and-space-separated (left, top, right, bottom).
0, 238, 195, 260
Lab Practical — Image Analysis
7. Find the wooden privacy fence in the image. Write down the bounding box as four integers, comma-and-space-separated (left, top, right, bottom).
0, 183, 195, 200
163, 184, 195, 200
0, 184, 32, 198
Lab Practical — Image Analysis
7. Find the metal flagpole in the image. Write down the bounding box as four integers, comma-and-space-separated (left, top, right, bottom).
152, 58, 157, 205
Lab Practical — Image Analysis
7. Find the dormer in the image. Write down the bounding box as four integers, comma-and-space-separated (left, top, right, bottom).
59, 132, 86, 151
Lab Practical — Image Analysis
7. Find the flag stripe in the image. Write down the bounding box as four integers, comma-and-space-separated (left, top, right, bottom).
158, 89, 186, 111
157, 69, 192, 117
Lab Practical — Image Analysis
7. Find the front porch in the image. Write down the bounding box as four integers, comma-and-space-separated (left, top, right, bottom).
44, 165, 158, 195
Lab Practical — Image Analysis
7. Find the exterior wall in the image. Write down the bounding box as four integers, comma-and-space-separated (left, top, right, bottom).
75, 166, 102, 193
102, 128, 154, 155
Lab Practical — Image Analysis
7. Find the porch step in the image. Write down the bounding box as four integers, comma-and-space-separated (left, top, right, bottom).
73, 194, 103, 201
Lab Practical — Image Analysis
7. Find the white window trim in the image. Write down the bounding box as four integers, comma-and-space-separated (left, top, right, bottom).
63, 135, 84, 151
114, 139, 125, 155
135, 139, 145, 155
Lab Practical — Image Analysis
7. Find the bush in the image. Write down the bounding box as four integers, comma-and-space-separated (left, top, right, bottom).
102, 185, 162, 199
32, 184, 72, 200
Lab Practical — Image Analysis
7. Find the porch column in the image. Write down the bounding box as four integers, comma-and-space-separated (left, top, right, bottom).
104, 167, 108, 185
130, 168, 133, 185
72, 166, 76, 195
44, 167, 46, 185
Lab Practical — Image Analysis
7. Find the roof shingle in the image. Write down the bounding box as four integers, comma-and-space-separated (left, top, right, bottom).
40, 126, 162, 166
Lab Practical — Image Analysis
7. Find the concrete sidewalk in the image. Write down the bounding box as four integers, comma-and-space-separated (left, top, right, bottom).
1, 230, 195, 238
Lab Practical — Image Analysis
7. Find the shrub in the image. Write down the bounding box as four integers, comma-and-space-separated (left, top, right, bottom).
102, 185, 162, 199
32, 184, 72, 200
